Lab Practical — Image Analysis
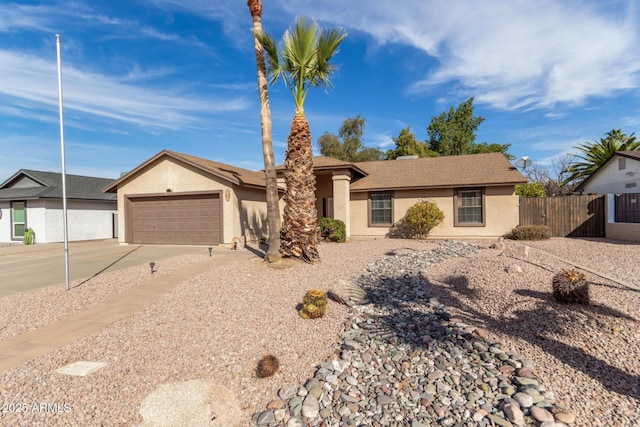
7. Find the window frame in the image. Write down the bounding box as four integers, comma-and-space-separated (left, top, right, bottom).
454, 188, 485, 227
322, 196, 334, 219
619, 157, 626, 170
368, 191, 393, 227
11, 201, 26, 240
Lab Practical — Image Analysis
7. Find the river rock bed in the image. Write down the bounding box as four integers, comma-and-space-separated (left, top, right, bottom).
252, 240, 574, 426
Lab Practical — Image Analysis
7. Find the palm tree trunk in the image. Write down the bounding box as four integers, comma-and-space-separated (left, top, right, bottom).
248, 0, 281, 262
281, 107, 319, 262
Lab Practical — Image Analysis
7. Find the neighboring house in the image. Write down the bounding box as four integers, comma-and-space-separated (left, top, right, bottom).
575, 151, 640, 195
575, 151, 640, 241
0, 170, 117, 243
103, 150, 277, 246
106, 149, 526, 246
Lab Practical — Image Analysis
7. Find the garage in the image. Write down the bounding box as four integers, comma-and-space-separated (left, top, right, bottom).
126, 192, 221, 245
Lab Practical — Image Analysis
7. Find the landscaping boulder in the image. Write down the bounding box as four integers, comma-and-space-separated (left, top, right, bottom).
327, 279, 367, 305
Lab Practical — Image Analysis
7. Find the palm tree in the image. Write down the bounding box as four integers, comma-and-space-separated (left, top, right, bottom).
562, 129, 640, 187
256, 17, 347, 262
247, 0, 281, 263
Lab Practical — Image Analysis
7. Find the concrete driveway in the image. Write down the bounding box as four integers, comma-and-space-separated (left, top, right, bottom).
0, 239, 235, 299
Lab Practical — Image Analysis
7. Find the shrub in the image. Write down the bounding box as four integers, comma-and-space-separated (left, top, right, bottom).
299, 289, 328, 319
256, 354, 280, 378
402, 200, 444, 239
552, 269, 590, 304
516, 182, 546, 198
509, 225, 552, 240
318, 217, 346, 243
23, 228, 35, 245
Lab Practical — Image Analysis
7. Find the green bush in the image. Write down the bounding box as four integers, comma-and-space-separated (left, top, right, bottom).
403, 200, 444, 239
23, 228, 35, 245
318, 217, 346, 243
516, 182, 546, 198
509, 225, 552, 240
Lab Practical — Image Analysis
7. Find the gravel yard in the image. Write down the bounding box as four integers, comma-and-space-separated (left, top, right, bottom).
0, 237, 638, 426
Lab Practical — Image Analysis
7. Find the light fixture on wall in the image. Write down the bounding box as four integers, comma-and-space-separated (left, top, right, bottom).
225, 189, 230, 202
626, 171, 636, 176
166, 188, 173, 192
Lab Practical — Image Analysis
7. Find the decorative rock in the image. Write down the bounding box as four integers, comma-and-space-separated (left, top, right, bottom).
308, 387, 322, 399
140, 380, 242, 427
256, 410, 275, 425
487, 413, 513, 427
555, 411, 576, 424
305, 378, 320, 391
249, 240, 573, 427
473, 328, 490, 339
499, 365, 516, 375
517, 367, 536, 379
530, 406, 555, 423
266, 399, 283, 411
513, 392, 534, 408
328, 279, 367, 305
513, 376, 539, 387
288, 396, 302, 417
301, 394, 319, 419
507, 264, 523, 274
286, 419, 304, 427
504, 403, 525, 426
278, 385, 297, 401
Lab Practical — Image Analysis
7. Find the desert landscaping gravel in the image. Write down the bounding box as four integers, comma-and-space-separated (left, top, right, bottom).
0, 237, 638, 426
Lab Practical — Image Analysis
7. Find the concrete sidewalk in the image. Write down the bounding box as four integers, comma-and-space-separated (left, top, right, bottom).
0, 248, 262, 374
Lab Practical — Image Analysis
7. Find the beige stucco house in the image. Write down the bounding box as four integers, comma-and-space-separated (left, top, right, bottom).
104, 150, 276, 246
308, 153, 526, 239
104, 150, 526, 246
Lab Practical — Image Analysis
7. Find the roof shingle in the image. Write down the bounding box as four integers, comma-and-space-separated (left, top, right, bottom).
307, 153, 526, 191
0, 170, 117, 201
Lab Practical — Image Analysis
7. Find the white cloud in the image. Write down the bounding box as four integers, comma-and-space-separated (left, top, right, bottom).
0, 49, 250, 131
273, 0, 640, 110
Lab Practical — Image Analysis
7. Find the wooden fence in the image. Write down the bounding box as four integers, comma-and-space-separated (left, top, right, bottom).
615, 193, 640, 223
519, 195, 605, 237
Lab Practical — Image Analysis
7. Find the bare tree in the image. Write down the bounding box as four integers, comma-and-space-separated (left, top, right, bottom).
524, 154, 577, 196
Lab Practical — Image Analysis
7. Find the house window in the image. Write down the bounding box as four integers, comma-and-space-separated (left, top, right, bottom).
619, 158, 626, 170
454, 188, 485, 226
369, 192, 393, 226
323, 197, 334, 218
11, 201, 26, 239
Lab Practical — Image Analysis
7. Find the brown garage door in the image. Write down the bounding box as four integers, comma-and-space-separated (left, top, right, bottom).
128, 193, 221, 245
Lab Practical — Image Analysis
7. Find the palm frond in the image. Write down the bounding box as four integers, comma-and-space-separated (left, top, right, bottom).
562, 129, 640, 186
256, 16, 346, 108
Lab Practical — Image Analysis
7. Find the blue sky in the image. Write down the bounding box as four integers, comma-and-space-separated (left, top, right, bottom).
1, 0, 640, 180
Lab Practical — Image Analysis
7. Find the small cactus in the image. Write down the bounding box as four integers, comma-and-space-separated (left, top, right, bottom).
256, 354, 279, 378
552, 269, 590, 304
299, 289, 328, 319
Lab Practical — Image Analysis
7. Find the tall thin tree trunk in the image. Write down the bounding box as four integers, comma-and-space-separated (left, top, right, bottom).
280, 107, 319, 262
247, 0, 281, 262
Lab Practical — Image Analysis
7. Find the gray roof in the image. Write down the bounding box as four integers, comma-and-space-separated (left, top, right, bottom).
0, 169, 117, 202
